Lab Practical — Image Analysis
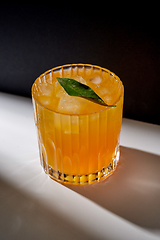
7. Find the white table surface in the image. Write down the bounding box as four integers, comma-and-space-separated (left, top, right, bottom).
0, 92, 160, 240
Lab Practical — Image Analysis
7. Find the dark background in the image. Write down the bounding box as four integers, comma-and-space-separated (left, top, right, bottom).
0, 4, 159, 124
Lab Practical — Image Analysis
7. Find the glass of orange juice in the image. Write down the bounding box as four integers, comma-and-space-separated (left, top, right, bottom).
32, 64, 124, 185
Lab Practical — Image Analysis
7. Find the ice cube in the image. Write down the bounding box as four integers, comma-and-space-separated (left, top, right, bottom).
38, 83, 54, 96
36, 83, 55, 107
97, 87, 110, 96
38, 95, 51, 106
103, 95, 113, 104
99, 85, 118, 105
89, 76, 102, 84
57, 95, 82, 114
55, 84, 68, 98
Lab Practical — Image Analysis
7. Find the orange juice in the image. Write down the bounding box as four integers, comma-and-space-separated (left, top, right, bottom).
32, 64, 124, 184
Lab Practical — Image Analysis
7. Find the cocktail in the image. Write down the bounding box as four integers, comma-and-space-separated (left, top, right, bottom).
32, 64, 124, 184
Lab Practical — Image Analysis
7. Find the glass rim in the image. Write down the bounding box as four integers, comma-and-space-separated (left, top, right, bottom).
31, 63, 124, 116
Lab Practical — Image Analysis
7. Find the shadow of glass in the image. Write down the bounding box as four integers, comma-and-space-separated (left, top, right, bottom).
66, 146, 160, 231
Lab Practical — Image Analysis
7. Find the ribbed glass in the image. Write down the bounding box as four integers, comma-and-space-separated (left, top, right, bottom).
32, 64, 124, 185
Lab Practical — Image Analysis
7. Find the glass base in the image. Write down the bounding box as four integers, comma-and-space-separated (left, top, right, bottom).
42, 147, 120, 185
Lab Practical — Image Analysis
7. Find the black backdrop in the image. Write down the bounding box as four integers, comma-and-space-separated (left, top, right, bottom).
0, 4, 159, 124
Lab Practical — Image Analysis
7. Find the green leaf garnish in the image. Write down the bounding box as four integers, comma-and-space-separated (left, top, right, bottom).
56, 77, 116, 107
